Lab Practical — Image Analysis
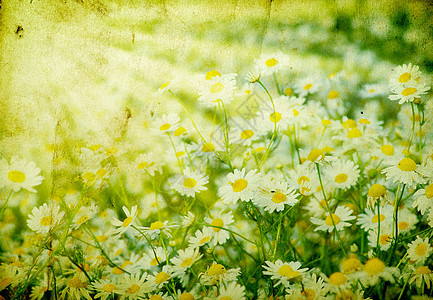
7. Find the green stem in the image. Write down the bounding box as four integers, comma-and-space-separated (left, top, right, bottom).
416, 103, 423, 161
218, 99, 233, 171
167, 132, 183, 172
197, 222, 256, 245
0, 190, 13, 219
406, 102, 416, 157
316, 163, 347, 257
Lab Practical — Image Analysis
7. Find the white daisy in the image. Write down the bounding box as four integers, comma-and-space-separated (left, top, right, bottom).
200, 262, 240, 286
310, 205, 355, 232
382, 157, 426, 188
367, 227, 393, 251
366, 183, 390, 208
147, 265, 175, 289
153, 113, 180, 134
171, 247, 202, 276
219, 168, 260, 204
407, 236, 433, 264
132, 153, 161, 176
205, 211, 234, 246
140, 247, 167, 270
92, 279, 119, 300
171, 167, 209, 197
60, 273, 93, 300
71, 203, 98, 229
252, 52, 290, 77
357, 204, 394, 231
408, 265, 433, 289
118, 273, 151, 300
140, 220, 178, 239
110, 205, 138, 236
389, 63, 423, 87
215, 282, 246, 300
388, 82, 430, 104
253, 178, 299, 213
359, 257, 399, 286
197, 72, 237, 107
325, 159, 360, 190
412, 183, 433, 215
27, 203, 65, 234
188, 227, 214, 249
0, 156, 44, 193
262, 260, 308, 287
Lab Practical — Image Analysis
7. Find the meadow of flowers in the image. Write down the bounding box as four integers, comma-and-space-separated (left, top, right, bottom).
1, 1, 433, 300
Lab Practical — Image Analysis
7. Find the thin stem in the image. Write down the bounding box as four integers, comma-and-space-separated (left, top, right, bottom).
0, 190, 13, 219
406, 102, 416, 157
375, 201, 381, 255
218, 99, 233, 170
197, 222, 256, 245
316, 163, 347, 257
416, 103, 423, 161
132, 225, 162, 266
167, 132, 183, 172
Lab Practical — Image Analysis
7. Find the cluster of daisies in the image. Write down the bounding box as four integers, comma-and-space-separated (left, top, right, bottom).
1, 54, 433, 300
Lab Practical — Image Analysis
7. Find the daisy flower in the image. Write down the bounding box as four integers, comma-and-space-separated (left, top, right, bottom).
357, 204, 393, 231
118, 273, 151, 300
382, 157, 426, 188
27, 203, 65, 234
325, 272, 351, 294
110, 205, 138, 236
412, 183, 433, 215
359, 257, 399, 286
407, 236, 433, 264
0, 264, 23, 292
71, 203, 98, 229
325, 159, 360, 190
188, 227, 214, 248
200, 262, 240, 285
229, 117, 261, 146
219, 168, 260, 204
132, 153, 161, 176
360, 83, 389, 98
389, 63, 423, 87
0, 156, 44, 192
140, 247, 167, 269
205, 211, 234, 246
408, 265, 433, 289
254, 178, 299, 213
197, 72, 237, 107
147, 265, 175, 289
262, 260, 308, 287
172, 247, 202, 275
92, 279, 119, 300
171, 167, 209, 197
215, 282, 246, 300
140, 220, 178, 239
252, 52, 290, 77
367, 227, 393, 251
286, 273, 327, 299
60, 273, 92, 300
153, 113, 180, 134
255, 95, 292, 133
295, 74, 323, 97
181, 211, 196, 228
366, 183, 390, 208
388, 82, 430, 104
310, 205, 355, 232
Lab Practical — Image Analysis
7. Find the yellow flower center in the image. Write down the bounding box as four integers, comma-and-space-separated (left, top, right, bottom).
149, 295, 164, 300
297, 176, 310, 185
347, 128, 362, 138
160, 123, 171, 131
199, 236, 210, 245
379, 234, 391, 245
105, 147, 118, 156
270, 112, 282, 123
398, 72, 411, 83
277, 264, 300, 279
265, 58, 278, 67
303, 289, 316, 300
211, 218, 224, 232
398, 222, 409, 230
206, 70, 221, 80
397, 158, 417, 171
137, 162, 148, 169
241, 129, 254, 139
335, 173, 348, 183
425, 184, 433, 198
307, 148, 324, 162
77, 215, 88, 225
155, 271, 170, 284
96, 235, 108, 243
304, 83, 312, 90
67, 277, 86, 288
180, 292, 195, 300
174, 126, 187, 136
368, 184, 386, 198
150, 257, 162, 266
359, 118, 370, 124
8, 170, 26, 183
372, 214, 385, 223
272, 192, 286, 203
329, 272, 347, 286
381, 145, 395, 156
285, 87, 293, 96
401, 87, 417, 96
325, 214, 341, 226
126, 284, 140, 294
415, 243, 428, 256
122, 216, 133, 228
89, 144, 101, 151
210, 82, 224, 93
292, 108, 299, 117
415, 266, 431, 275
183, 178, 197, 188
150, 221, 164, 230
220, 297, 232, 300
176, 151, 185, 157
201, 142, 215, 152
207, 264, 226, 276
103, 283, 117, 293
232, 178, 248, 192
160, 82, 170, 90
96, 168, 107, 179
40, 216, 53, 226
343, 119, 357, 128
342, 257, 361, 274
328, 90, 339, 99
364, 258, 385, 275
181, 258, 194, 268
322, 119, 332, 126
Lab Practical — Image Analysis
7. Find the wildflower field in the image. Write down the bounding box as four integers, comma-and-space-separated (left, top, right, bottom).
1, 0, 433, 299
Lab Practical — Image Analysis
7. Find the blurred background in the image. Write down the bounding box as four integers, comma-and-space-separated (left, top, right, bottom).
0, 0, 432, 194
